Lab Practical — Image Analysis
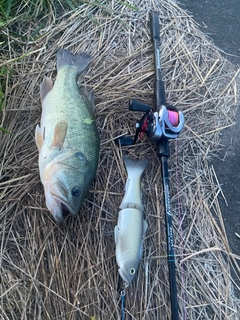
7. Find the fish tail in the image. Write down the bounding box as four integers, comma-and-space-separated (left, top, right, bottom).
123, 156, 148, 181
56, 48, 92, 75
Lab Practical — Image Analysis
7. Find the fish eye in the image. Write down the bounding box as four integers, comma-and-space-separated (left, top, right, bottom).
130, 268, 135, 275
71, 187, 81, 197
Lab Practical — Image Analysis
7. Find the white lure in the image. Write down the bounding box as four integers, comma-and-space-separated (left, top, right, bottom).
114, 156, 148, 286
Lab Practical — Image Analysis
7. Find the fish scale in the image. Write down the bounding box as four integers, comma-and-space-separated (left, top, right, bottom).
41, 68, 98, 157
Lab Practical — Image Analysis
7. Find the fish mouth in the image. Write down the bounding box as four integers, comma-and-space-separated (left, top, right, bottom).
53, 181, 78, 212
61, 203, 71, 219
45, 182, 78, 223
52, 192, 77, 216
49, 194, 77, 223
46, 196, 65, 223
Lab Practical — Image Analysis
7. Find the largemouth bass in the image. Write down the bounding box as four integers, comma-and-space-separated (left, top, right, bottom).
35, 49, 100, 223
114, 156, 148, 286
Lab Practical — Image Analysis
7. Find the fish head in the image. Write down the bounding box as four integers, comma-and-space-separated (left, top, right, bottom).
43, 149, 93, 222
117, 249, 140, 286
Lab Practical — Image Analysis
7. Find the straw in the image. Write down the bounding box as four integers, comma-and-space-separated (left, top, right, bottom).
0, 0, 239, 319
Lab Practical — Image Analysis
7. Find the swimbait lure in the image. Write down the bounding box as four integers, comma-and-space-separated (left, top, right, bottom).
114, 156, 148, 287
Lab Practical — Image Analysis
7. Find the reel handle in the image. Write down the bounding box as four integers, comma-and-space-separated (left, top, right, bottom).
129, 99, 151, 112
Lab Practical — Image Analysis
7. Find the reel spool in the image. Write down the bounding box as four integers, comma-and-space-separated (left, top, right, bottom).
149, 105, 184, 141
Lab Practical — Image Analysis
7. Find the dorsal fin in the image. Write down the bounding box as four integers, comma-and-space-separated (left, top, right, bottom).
40, 77, 53, 102
51, 121, 68, 150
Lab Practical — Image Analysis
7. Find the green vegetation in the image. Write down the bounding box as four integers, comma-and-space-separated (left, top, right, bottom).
0, 0, 139, 132
0, 0, 82, 26
0, 0, 81, 132
0, 65, 13, 112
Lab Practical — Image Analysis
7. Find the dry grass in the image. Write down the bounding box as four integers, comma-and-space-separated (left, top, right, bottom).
0, 0, 240, 319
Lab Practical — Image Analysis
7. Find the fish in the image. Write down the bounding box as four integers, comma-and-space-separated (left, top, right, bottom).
114, 156, 148, 286
35, 48, 100, 223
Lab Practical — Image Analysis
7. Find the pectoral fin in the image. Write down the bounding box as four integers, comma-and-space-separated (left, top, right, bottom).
35, 124, 43, 151
40, 77, 53, 102
51, 121, 68, 150
114, 225, 119, 245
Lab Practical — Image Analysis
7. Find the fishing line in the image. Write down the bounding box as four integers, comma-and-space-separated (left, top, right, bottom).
168, 110, 179, 127
120, 289, 126, 320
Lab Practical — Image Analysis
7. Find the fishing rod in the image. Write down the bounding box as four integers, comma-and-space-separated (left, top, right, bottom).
116, 11, 184, 320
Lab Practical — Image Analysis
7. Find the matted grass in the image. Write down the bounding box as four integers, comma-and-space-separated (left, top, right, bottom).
0, 0, 240, 319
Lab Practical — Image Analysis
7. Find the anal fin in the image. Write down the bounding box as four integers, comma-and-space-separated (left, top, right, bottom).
83, 89, 96, 113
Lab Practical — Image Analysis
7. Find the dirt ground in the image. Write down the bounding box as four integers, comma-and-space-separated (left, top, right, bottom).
179, 0, 240, 267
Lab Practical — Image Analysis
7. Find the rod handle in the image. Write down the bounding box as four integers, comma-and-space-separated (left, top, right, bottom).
150, 11, 160, 41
